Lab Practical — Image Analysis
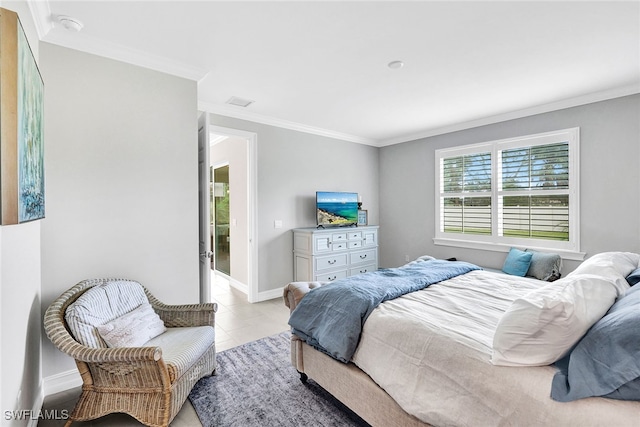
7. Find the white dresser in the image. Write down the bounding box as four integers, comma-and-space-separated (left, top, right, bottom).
292, 225, 379, 282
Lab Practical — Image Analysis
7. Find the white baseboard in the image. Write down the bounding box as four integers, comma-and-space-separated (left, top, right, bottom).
228, 277, 248, 295
42, 369, 82, 397
253, 287, 283, 302
26, 381, 44, 427
213, 271, 283, 303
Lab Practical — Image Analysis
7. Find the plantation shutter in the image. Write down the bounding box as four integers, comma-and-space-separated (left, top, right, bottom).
498, 143, 570, 241
441, 152, 491, 235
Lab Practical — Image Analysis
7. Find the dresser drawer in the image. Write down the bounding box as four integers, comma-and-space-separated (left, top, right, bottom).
347, 231, 362, 240
347, 240, 362, 249
332, 241, 348, 251
315, 270, 348, 282
331, 232, 347, 243
349, 263, 377, 276
315, 253, 348, 271
349, 248, 377, 266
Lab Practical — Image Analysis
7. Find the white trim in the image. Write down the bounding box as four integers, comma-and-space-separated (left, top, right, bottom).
247, 133, 259, 304
380, 84, 639, 147
214, 270, 248, 295
202, 86, 638, 148
254, 287, 284, 303
208, 124, 260, 304
27, 0, 53, 40
42, 31, 208, 82
18, 380, 45, 427
199, 101, 378, 147
26, 0, 638, 147
435, 128, 581, 255
42, 369, 82, 397
433, 237, 586, 261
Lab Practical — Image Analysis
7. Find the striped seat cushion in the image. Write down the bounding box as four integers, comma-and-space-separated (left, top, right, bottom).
145, 326, 216, 383
65, 280, 149, 348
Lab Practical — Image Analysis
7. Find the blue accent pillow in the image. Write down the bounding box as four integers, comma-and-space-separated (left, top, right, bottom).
625, 267, 640, 286
502, 248, 533, 276
551, 283, 640, 401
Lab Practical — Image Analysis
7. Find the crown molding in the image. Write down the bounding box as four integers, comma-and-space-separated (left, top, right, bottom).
28, 0, 207, 81
28, 0, 638, 147
27, 0, 54, 39
42, 30, 209, 82
379, 84, 640, 147
199, 101, 380, 147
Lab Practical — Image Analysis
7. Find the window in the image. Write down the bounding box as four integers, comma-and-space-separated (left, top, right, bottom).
435, 128, 582, 259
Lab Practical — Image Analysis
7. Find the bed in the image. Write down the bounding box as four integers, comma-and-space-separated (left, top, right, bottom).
283, 251, 640, 426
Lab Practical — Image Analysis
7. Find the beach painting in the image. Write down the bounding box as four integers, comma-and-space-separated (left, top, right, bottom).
17, 20, 44, 222
316, 192, 358, 226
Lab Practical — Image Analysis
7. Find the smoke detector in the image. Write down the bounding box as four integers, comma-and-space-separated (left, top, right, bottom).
388, 60, 404, 69
56, 15, 84, 32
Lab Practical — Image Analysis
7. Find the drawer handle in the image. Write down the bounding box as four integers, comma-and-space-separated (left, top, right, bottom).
360, 254, 367, 259
360, 269, 368, 273
328, 276, 336, 281
328, 259, 337, 265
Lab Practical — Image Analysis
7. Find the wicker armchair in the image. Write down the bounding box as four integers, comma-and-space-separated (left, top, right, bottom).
44, 278, 217, 427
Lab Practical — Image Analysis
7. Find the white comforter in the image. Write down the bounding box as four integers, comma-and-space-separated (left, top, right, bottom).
351, 270, 638, 426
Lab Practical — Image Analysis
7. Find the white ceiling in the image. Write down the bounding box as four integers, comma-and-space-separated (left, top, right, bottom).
28, 1, 640, 147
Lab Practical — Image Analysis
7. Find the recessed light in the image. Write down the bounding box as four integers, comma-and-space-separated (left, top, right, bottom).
55, 15, 84, 32
388, 60, 404, 69
226, 96, 255, 108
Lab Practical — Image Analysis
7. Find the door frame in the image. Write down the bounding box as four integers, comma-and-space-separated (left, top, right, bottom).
197, 113, 211, 303
209, 125, 259, 303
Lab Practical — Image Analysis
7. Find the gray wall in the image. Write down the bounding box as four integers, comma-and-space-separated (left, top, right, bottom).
379, 94, 640, 273
209, 114, 380, 293
40, 43, 200, 380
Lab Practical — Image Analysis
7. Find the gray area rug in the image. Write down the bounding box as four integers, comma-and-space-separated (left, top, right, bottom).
189, 331, 370, 427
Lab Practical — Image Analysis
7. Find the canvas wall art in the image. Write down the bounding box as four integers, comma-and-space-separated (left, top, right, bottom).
0, 8, 44, 225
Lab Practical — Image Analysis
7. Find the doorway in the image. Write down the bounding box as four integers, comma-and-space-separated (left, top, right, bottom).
208, 125, 258, 302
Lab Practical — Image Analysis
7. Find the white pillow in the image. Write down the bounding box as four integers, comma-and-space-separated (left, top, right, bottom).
65, 280, 149, 348
491, 273, 619, 366
96, 303, 166, 348
567, 251, 640, 295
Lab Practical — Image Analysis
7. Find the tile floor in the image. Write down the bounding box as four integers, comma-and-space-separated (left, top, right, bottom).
38, 274, 291, 426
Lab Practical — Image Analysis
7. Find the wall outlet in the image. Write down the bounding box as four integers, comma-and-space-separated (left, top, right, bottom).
405, 255, 410, 262
274, 220, 283, 229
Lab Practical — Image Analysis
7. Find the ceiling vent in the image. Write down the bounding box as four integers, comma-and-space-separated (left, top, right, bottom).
226, 96, 255, 108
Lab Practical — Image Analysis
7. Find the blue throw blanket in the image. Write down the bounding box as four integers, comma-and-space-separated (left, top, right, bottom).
551, 283, 640, 402
288, 259, 481, 362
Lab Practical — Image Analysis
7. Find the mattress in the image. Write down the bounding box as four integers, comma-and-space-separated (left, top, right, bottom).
350, 269, 639, 426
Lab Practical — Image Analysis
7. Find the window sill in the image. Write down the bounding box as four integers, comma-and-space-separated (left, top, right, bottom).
433, 237, 586, 261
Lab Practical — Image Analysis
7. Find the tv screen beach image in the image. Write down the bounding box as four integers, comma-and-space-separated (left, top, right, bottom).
316, 192, 358, 226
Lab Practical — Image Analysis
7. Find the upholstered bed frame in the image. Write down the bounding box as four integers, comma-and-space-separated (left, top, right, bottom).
285, 281, 430, 426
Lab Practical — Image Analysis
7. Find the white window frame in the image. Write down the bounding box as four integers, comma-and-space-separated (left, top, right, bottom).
434, 128, 584, 260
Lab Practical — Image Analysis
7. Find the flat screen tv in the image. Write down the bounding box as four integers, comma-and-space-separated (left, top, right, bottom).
316, 191, 358, 227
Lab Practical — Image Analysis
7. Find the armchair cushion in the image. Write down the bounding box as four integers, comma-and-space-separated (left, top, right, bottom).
146, 326, 216, 382
96, 302, 167, 348
65, 280, 149, 348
